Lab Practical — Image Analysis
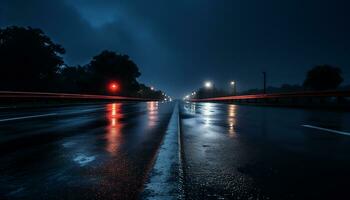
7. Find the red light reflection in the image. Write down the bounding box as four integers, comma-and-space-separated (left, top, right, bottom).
227, 104, 237, 138
147, 101, 158, 127
106, 103, 123, 155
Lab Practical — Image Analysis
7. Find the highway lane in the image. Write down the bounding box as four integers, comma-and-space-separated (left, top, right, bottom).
180, 102, 350, 200
0, 101, 175, 200
2, 100, 350, 200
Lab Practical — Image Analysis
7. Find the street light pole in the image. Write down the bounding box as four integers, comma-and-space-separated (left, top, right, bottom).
230, 81, 236, 95
263, 72, 266, 94
204, 81, 213, 98
234, 83, 237, 95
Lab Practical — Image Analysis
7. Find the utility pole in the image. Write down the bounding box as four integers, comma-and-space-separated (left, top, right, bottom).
230, 81, 236, 95
234, 83, 237, 96
263, 72, 266, 94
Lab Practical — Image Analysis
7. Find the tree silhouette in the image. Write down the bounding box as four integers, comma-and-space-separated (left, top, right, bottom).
195, 87, 228, 99
0, 26, 165, 99
58, 65, 90, 93
0, 26, 65, 91
86, 50, 141, 95
303, 65, 343, 90
137, 84, 164, 99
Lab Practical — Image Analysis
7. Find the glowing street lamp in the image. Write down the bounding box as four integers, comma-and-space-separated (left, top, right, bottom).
204, 81, 212, 89
150, 86, 155, 91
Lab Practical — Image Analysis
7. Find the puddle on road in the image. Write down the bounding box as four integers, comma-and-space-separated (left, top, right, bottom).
73, 154, 96, 166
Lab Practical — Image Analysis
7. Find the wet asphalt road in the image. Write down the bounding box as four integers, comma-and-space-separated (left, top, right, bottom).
0, 101, 174, 200
180, 102, 350, 200
1, 101, 350, 200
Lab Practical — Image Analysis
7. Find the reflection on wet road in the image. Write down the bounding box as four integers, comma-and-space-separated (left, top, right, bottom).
2, 101, 350, 199
0, 102, 174, 199
181, 102, 350, 200
106, 103, 123, 155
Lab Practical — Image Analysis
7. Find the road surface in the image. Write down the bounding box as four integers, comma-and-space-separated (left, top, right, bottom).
180, 102, 350, 200
0, 101, 174, 199
1, 101, 350, 199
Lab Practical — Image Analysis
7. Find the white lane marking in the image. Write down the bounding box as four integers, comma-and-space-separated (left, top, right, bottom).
0, 107, 105, 123
302, 125, 350, 136
0, 113, 58, 122
0, 106, 15, 109
66, 107, 105, 114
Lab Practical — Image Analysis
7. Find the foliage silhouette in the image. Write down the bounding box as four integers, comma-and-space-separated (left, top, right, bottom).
195, 86, 228, 99
303, 65, 343, 90
86, 50, 141, 95
0, 26, 65, 91
137, 84, 164, 99
0, 26, 165, 99
58, 65, 90, 93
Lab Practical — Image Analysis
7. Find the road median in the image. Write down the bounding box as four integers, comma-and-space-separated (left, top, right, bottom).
141, 102, 184, 199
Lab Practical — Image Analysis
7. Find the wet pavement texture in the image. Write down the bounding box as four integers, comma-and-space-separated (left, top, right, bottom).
0, 102, 174, 200
180, 102, 350, 200
2, 101, 350, 200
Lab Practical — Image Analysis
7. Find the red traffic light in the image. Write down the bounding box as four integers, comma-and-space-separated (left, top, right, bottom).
108, 82, 119, 93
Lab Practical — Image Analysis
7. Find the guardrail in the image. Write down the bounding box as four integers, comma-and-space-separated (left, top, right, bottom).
0, 91, 158, 101
190, 90, 350, 103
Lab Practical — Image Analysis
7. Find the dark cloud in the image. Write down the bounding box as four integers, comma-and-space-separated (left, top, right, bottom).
1, 0, 350, 97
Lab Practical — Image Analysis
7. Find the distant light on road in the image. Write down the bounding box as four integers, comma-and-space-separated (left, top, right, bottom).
183, 94, 191, 101
230, 81, 235, 85
204, 81, 212, 89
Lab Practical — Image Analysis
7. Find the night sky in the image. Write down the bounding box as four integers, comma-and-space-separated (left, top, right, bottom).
1, 0, 350, 97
